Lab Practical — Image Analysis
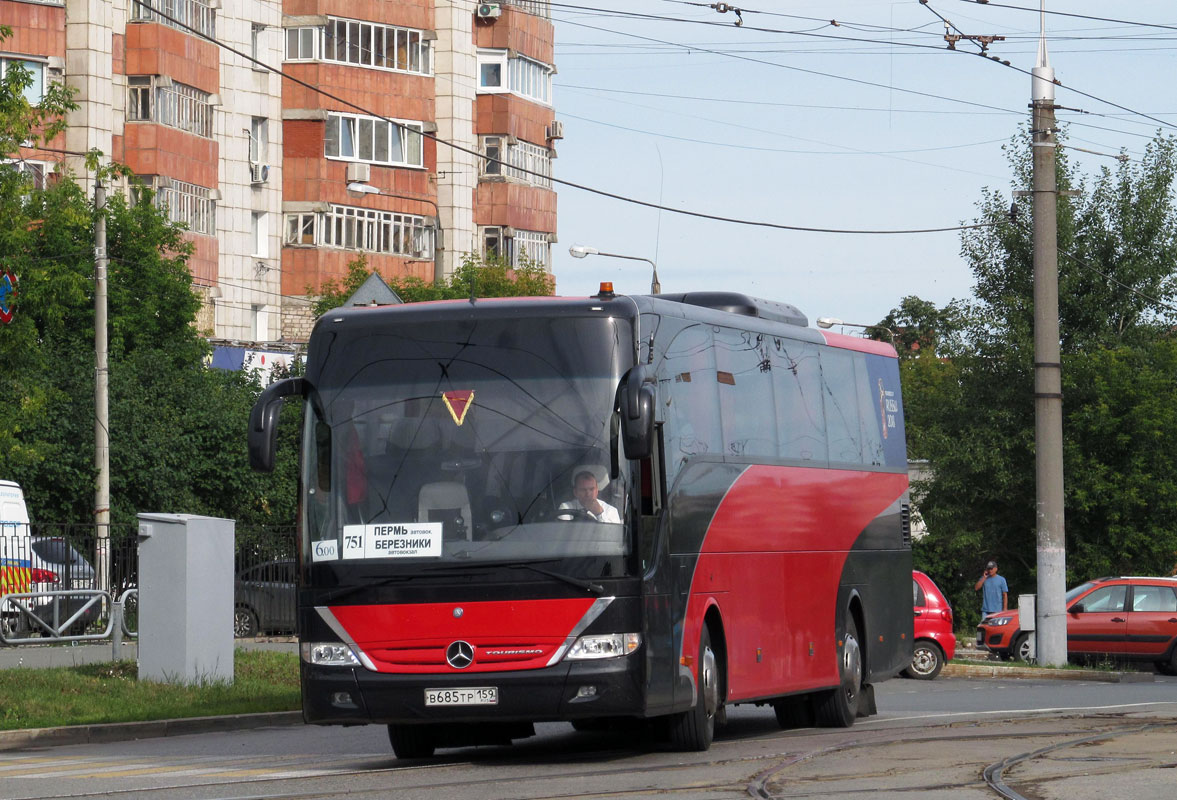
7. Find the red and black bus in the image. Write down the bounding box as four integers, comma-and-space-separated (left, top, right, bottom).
249, 287, 912, 757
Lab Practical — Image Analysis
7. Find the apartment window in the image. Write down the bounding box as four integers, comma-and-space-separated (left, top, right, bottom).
476, 50, 551, 104
285, 205, 434, 259
252, 305, 269, 341
285, 212, 316, 245
126, 76, 214, 138
252, 211, 268, 257
250, 117, 268, 164
3, 160, 50, 191
325, 113, 423, 168
477, 50, 507, 92
131, 0, 216, 39
513, 229, 551, 268
1, 59, 45, 105
251, 23, 265, 62
287, 18, 432, 75
156, 179, 216, 236
481, 226, 550, 268
508, 1, 551, 18
480, 136, 552, 189
286, 26, 319, 60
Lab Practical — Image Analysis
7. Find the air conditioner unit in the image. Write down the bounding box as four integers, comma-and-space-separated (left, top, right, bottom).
476, 3, 502, 19
250, 163, 270, 184
347, 162, 371, 183
546, 120, 564, 141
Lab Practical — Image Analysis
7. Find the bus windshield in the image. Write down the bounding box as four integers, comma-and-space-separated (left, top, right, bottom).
301, 313, 635, 571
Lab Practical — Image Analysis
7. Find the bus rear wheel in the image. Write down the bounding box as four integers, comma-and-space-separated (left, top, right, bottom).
387, 724, 436, 759
815, 614, 861, 728
669, 626, 719, 751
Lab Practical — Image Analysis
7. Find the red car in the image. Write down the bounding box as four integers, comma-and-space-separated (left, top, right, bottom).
976, 576, 1177, 674
906, 570, 955, 680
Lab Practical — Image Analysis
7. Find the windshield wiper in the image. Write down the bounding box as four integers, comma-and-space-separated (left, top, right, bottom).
508, 561, 604, 595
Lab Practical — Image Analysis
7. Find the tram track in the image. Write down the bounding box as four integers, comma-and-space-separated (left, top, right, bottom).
6, 712, 1176, 800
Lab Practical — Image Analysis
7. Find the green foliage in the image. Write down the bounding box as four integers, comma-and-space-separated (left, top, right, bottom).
309, 251, 554, 317
900, 131, 1177, 624
0, 39, 296, 529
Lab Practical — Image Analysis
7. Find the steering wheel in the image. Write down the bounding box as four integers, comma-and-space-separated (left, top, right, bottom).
555, 508, 594, 522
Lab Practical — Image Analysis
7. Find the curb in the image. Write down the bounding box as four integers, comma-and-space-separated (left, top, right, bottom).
0, 711, 304, 752
942, 661, 1155, 683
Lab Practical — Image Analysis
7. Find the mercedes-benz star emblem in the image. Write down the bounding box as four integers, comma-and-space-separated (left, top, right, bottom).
446, 640, 475, 669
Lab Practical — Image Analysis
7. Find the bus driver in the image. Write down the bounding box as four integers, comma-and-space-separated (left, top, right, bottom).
560, 470, 621, 523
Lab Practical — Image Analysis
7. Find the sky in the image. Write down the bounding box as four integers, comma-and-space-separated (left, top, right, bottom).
546, 0, 1177, 329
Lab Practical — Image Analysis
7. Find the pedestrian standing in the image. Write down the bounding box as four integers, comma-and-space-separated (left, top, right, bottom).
974, 560, 1008, 619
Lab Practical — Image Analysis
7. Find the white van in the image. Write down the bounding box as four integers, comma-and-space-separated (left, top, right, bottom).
1, 479, 32, 598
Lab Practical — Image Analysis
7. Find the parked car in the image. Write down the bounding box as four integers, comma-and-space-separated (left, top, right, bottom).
8, 536, 100, 635
976, 576, 1177, 674
234, 559, 296, 638
904, 570, 955, 680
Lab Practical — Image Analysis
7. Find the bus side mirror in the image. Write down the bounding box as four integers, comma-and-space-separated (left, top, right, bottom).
248, 377, 306, 472
622, 366, 655, 460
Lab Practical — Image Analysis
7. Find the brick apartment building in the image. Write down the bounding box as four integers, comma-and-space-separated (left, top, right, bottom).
3, 0, 558, 342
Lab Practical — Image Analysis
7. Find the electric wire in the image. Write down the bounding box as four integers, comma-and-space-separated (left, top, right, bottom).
129, 0, 992, 236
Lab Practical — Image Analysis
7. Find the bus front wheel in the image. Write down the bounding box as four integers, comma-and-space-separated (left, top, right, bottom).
669, 625, 719, 751
815, 614, 861, 728
388, 724, 436, 759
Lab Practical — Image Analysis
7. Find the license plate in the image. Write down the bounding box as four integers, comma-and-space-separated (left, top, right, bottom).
425, 687, 498, 706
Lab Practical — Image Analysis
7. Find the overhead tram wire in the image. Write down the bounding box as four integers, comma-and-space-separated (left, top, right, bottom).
957, 0, 1177, 34
129, 0, 990, 236
917, 1, 1177, 132
554, 1, 1177, 133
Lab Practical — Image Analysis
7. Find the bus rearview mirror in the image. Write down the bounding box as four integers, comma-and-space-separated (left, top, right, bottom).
248, 377, 306, 472
622, 366, 654, 460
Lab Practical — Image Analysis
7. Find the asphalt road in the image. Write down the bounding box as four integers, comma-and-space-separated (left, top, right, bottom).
1, 673, 1174, 800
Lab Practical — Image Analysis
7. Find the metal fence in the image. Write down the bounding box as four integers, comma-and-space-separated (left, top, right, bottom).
1, 523, 296, 644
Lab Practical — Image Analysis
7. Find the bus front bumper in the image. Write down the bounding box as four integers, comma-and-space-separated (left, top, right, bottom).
302, 655, 644, 725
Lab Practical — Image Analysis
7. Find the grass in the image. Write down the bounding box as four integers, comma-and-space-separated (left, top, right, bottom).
0, 649, 300, 731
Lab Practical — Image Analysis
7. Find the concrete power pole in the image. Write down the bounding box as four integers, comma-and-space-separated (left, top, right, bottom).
94, 179, 110, 594
1031, 3, 1067, 666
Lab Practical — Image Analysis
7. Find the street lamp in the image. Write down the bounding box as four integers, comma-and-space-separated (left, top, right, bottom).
569, 244, 661, 295
816, 316, 896, 343
346, 182, 381, 196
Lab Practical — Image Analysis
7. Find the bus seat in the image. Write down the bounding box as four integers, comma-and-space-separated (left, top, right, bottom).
418, 481, 472, 541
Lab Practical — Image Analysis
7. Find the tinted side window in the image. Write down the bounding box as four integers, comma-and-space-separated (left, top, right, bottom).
913, 578, 926, 607
853, 355, 886, 466
658, 324, 721, 485
820, 349, 862, 465
714, 327, 775, 459
1077, 585, 1127, 613
1132, 584, 1177, 612
772, 338, 825, 462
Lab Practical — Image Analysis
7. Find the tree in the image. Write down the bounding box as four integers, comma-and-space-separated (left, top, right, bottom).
892, 130, 1177, 627
310, 251, 554, 318
0, 36, 296, 531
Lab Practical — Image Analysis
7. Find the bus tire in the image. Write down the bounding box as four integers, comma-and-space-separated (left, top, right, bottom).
387, 724, 436, 759
669, 625, 719, 751
772, 696, 814, 729
814, 614, 861, 728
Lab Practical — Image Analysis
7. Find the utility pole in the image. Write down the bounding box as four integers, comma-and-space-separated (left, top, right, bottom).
94, 179, 110, 595
1030, 2, 1067, 667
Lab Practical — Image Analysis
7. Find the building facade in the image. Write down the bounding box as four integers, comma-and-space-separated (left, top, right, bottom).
4, 0, 558, 342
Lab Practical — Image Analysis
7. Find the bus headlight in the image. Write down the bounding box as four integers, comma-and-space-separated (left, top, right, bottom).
566, 633, 641, 660
301, 642, 363, 666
